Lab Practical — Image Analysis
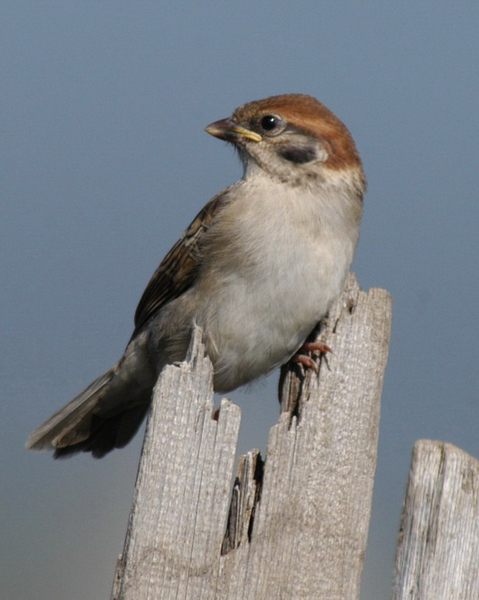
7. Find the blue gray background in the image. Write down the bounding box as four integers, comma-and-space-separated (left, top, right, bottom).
3, 3, 479, 599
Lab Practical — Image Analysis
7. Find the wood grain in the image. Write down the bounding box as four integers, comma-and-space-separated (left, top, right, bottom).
392, 440, 479, 600
112, 274, 393, 600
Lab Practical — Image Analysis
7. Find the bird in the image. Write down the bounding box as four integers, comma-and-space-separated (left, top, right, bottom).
26, 94, 365, 459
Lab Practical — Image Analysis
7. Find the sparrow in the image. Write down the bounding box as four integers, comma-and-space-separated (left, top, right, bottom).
26, 94, 365, 459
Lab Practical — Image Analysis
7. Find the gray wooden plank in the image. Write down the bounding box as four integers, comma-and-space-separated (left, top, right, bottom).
392, 440, 479, 600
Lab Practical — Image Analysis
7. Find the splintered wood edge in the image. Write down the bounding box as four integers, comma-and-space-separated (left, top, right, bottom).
112, 275, 393, 599
222, 273, 392, 552
221, 450, 263, 554
279, 272, 391, 416
111, 324, 241, 600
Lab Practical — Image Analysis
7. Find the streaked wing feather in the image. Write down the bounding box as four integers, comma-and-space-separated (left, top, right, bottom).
132, 190, 229, 335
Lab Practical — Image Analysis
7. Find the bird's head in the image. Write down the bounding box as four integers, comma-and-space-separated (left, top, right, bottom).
205, 93, 365, 194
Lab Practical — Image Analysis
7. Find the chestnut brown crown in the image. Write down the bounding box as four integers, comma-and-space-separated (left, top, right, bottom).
234, 94, 363, 171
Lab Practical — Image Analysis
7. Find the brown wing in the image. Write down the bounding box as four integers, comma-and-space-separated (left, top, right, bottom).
132, 189, 230, 337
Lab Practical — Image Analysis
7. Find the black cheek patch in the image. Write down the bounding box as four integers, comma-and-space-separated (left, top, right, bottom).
279, 146, 317, 164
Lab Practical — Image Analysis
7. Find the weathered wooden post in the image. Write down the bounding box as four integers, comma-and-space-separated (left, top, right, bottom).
392, 440, 479, 600
111, 274, 392, 600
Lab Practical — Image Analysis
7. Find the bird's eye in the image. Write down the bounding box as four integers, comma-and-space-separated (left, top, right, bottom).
257, 114, 285, 136
261, 115, 279, 131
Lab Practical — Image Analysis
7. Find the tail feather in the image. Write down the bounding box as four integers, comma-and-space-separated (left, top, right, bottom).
26, 369, 116, 452
27, 332, 157, 458
26, 368, 151, 458
52, 403, 150, 459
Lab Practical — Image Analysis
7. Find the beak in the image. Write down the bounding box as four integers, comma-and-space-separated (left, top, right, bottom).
205, 118, 262, 143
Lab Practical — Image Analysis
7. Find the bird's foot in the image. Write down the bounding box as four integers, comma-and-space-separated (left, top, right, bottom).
293, 342, 332, 373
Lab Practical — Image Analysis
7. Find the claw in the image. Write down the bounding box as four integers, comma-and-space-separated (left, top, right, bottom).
293, 341, 331, 373
294, 354, 319, 373
300, 341, 332, 354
